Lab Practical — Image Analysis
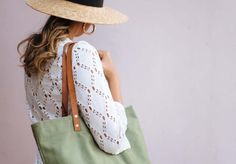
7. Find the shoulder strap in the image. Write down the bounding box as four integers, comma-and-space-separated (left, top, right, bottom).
61, 43, 70, 117
62, 42, 81, 132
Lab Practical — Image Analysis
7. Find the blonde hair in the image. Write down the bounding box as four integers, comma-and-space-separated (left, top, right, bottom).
17, 15, 75, 77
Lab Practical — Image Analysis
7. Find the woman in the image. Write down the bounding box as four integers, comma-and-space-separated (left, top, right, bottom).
17, 0, 130, 163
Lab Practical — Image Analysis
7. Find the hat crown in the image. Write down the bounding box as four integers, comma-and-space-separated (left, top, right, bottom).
67, 0, 104, 7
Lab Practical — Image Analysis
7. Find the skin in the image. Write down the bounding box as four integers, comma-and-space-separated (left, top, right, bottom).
68, 22, 124, 105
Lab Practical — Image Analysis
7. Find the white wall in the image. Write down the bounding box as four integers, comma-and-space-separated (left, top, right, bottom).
0, 0, 236, 163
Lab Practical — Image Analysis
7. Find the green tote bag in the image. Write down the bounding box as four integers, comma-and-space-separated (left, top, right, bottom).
31, 42, 151, 164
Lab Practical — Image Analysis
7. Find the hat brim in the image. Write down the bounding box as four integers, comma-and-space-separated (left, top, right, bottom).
25, 0, 128, 25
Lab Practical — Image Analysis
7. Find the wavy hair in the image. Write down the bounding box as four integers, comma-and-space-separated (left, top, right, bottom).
17, 15, 75, 77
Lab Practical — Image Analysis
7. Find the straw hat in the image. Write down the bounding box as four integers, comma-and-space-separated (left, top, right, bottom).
25, 0, 128, 24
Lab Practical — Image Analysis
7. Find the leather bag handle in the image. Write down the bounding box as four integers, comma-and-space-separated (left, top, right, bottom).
61, 42, 81, 132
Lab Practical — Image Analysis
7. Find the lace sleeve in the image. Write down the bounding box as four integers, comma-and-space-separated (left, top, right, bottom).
70, 41, 131, 154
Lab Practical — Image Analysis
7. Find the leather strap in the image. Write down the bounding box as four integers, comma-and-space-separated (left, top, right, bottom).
62, 42, 75, 116
61, 43, 69, 117
62, 42, 81, 132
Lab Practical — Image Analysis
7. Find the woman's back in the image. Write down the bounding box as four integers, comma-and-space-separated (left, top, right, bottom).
24, 38, 71, 123
24, 37, 131, 164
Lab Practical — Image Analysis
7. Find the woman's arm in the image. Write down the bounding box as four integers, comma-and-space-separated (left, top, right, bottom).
71, 41, 131, 155
106, 70, 124, 105
97, 50, 124, 105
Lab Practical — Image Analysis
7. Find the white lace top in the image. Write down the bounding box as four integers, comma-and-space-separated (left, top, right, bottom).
24, 37, 131, 164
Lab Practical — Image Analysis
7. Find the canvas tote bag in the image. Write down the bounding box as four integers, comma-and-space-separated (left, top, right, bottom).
31, 42, 151, 164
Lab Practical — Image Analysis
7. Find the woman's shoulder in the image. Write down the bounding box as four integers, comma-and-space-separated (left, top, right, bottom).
74, 40, 97, 52
58, 38, 97, 51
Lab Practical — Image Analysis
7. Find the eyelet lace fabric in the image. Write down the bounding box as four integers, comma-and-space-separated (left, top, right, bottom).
24, 37, 131, 164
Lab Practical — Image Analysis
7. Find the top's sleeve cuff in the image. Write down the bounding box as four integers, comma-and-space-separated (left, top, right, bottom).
113, 101, 128, 131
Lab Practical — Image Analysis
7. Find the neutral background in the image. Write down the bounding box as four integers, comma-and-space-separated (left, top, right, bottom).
1, 0, 236, 164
